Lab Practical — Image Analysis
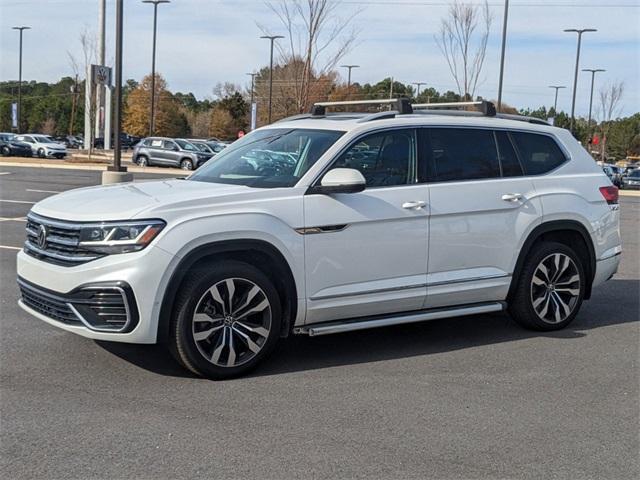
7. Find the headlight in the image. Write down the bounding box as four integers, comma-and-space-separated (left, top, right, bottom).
78, 220, 165, 254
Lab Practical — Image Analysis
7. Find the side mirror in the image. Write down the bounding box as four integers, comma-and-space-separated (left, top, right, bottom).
311, 168, 366, 194
173, 146, 179, 151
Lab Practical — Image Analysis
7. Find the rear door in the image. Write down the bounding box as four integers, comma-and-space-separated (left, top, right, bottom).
419, 127, 542, 308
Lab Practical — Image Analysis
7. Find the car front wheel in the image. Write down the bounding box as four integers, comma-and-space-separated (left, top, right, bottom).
508, 241, 585, 331
37, 148, 45, 158
1, 146, 10, 156
169, 260, 282, 379
180, 159, 194, 170
136, 155, 148, 167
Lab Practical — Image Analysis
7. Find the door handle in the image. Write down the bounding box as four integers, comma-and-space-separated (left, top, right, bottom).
402, 201, 426, 210
501, 193, 524, 202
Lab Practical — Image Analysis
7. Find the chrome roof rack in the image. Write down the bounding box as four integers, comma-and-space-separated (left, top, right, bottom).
412, 100, 497, 117
310, 98, 413, 116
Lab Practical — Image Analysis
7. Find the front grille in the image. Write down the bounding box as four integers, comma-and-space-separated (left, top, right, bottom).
24, 213, 102, 266
19, 280, 81, 325
18, 278, 138, 333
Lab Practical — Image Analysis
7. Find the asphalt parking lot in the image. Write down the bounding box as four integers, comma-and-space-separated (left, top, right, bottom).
1, 165, 638, 479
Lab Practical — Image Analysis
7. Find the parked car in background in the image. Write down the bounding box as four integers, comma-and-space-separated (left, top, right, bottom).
94, 133, 141, 150
53, 135, 83, 149
0, 132, 33, 157
14, 134, 66, 159
132, 137, 212, 170
602, 165, 622, 187
191, 139, 227, 156
620, 169, 640, 189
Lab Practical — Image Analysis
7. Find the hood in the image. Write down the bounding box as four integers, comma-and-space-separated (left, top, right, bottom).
31, 179, 256, 221
45, 143, 66, 150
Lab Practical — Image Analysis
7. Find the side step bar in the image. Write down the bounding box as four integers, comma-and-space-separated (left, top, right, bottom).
293, 302, 505, 336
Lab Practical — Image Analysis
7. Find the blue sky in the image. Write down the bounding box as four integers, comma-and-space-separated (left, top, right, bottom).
1, 0, 639, 117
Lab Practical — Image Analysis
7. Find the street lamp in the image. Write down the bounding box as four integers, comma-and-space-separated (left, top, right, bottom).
412, 82, 426, 98
340, 64, 360, 99
548, 85, 566, 115
497, 0, 510, 111
246, 72, 257, 131
142, 0, 170, 136
564, 28, 597, 132
12, 26, 31, 133
582, 68, 605, 127
260, 35, 284, 124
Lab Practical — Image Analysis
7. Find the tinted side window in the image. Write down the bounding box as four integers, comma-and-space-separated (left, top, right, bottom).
510, 132, 567, 175
420, 128, 500, 182
495, 131, 523, 177
163, 140, 176, 150
335, 129, 415, 187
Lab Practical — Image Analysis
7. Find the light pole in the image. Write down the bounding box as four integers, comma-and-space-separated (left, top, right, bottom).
143, 0, 170, 136
412, 82, 426, 98
12, 26, 30, 133
497, 0, 509, 111
548, 85, 566, 115
340, 64, 360, 99
246, 72, 257, 131
564, 28, 597, 132
582, 68, 605, 127
260, 35, 284, 124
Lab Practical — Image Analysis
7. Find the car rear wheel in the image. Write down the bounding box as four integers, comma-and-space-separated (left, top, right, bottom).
509, 241, 585, 331
180, 159, 194, 170
136, 155, 148, 167
169, 260, 282, 379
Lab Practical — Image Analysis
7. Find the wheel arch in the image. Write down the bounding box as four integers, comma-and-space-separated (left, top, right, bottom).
157, 239, 298, 343
508, 220, 596, 301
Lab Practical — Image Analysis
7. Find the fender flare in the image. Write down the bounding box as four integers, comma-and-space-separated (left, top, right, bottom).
156, 239, 298, 343
508, 220, 596, 301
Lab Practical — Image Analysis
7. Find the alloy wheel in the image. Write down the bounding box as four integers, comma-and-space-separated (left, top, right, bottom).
530, 253, 581, 324
192, 277, 272, 367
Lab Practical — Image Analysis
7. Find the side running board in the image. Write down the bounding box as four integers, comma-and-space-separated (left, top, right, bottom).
293, 302, 505, 336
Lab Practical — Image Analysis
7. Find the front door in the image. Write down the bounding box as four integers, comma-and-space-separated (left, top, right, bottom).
303, 128, 429, 324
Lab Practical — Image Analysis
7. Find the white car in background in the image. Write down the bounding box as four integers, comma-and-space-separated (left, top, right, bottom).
15, 134, 67, 159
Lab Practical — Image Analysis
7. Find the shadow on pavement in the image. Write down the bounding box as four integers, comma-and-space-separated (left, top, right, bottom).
96, 278, 639, 380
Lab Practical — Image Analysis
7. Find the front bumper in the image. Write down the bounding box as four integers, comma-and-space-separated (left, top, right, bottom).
622, 182, 640, 190
16, 245, 175, 343
45, 150, 66, 158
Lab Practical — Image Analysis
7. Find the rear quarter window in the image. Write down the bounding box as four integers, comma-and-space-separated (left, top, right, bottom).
510, 132, 567, 175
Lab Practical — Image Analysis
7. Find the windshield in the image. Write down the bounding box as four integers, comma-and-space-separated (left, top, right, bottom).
175, 139, 198, 151
630, 170, 640, 178
188, 128, 344, 188
192, 142, 212, 153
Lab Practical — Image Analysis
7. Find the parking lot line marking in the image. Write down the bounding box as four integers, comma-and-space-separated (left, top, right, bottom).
0, 172, 11, 175
0, 199, 35, 204
26, 188, 62, 194
0, 245, 21, 251
0, 217, 27, 222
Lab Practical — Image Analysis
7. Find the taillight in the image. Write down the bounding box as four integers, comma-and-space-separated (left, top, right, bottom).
599, 186, 619, 205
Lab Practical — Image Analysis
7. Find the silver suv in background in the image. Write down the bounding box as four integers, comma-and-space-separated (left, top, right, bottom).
132, 137, 213, 170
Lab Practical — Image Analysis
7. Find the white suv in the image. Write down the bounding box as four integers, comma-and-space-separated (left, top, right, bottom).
16, 100, 621, 379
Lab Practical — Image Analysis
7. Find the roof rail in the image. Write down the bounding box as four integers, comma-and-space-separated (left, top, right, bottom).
311, 98, 413, 116
412, 100, 497, 117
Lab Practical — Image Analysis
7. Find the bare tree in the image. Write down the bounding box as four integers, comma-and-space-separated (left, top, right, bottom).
598, 81, 625, 161
259, 0, 359, 114
435, 0, 492, 100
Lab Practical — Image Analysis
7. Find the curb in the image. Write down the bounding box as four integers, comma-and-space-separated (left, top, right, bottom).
0, 160, 188, 175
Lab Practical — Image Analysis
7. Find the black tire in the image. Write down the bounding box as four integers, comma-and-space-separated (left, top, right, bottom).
37, 148, 45, 158
180, 158, 194, 170
169, 260, 282, 379
136, 155, 148, 167
508, 241, 585, 331
1, 146, 10, 156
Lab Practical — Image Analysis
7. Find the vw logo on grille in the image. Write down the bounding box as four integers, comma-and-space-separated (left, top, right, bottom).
37, 224, 48, 249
